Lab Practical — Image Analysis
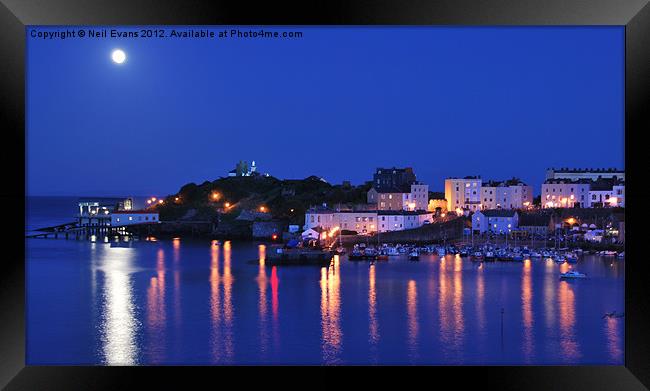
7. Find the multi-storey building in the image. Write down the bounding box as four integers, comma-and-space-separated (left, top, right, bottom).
377, 210, 434, 232
588, 178, 625, 207
472, 210, 519, 234
541, 179, 590, 208
444, 176, 482, 212
545, 167, 624, 182
368, 167, 424, 212
480, 178, 533, 210
304, 208, 433, 234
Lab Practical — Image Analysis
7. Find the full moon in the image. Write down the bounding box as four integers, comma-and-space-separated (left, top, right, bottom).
111, 49, 126, 64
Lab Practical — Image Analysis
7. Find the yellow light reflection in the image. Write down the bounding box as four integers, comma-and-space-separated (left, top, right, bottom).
368, 264, 379, 358
522, 259, 534, 362
558, 281, 581, 362
320, 260, 342, 364
407, 280, 419, 362
605, 317, 622, 363
222, 241, 234, 360
98, 247, 139, 365
257, 244, 269, 356
209, 240, 222, 361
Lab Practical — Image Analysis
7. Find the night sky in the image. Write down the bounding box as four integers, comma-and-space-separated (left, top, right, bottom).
27, 26, 624, 197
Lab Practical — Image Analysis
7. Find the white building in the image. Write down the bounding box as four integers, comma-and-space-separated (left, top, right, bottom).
546, 167, 624, 182
480, 179, 533, 210
444, 177, 482, 212
377, 211, 433, 232
304, 207, 337, 230
541, 180, 590, 208
472, 210, 519, 234
304, 208, 433, 234
111, 211, 160, 226
588, 180, 625, 208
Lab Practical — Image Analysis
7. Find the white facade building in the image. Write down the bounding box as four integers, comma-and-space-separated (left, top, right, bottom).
444, 177, 482, 212
546, 167, 624, 182
111, 211, 159, 226
480, 180, 533, 210
588, 182, 625, 208
304, 208, 433, 234
472, 210, 519, 234
541, 180, 590, 208
377, 211, 433, 232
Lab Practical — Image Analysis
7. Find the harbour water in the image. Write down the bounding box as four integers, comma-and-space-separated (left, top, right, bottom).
26, 197, 624, 365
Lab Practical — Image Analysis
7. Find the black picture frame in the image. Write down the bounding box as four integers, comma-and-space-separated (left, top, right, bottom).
2, 0, 648, 389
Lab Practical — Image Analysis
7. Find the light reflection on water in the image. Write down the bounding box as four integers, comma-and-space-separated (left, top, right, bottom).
406, 279, 418, 363
28, 239, 624, 365
368, 264, 379, 362
320, 255, 342, 364
522, 259, 534, 362
97, 247, 139, 365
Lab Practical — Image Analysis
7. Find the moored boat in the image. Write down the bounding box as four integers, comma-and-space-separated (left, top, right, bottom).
559, 270, 587, 280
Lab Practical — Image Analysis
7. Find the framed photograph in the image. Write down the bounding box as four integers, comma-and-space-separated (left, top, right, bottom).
2, 0, 648, 389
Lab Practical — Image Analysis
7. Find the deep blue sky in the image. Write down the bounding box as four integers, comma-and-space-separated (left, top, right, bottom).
27, 26, 624, 197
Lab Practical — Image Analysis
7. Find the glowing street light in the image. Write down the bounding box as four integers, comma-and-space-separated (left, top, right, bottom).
147, 199, 152, 205
158, 200, 164, 204
259, 206, 267, 212
211, 192, 221, 201
224, 202, 231, 208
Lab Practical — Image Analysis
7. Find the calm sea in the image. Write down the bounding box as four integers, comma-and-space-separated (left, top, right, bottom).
26, 197, 624, 365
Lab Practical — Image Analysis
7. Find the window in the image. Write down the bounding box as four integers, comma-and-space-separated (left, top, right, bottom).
381, 216, 385, 221
128, 216, 133, 221
310, 216, 314, 222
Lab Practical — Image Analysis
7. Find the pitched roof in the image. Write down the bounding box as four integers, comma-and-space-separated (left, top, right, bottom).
480, 209, 518, 218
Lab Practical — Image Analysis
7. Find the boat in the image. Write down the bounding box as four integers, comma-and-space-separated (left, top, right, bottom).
601, 250, 617, 256
617, 251, 625, 258
565, 252, 578, 264
559, 270, 587, 279
385, 246, 400, 256
409, 250, 420, 261
334, 246, 346, 255
512, 253, 524, 262
530, 251, 542, 258
602, 311, 625, 319
484, 251, 496, 262
471, 251, 484, 261
552, 254, 565, 263
364, 247, 379, 260
348, 247, 365, 261
266, 247, 333, 266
